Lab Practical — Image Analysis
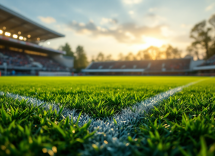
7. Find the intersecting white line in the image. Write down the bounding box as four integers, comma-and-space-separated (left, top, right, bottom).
0, 79, 204, 140
0, 79, 207, 155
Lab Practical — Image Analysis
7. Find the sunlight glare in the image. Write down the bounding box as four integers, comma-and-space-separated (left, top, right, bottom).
143, 37, 164, 47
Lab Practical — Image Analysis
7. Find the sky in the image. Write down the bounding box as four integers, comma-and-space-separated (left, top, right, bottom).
0, 0, 215, 60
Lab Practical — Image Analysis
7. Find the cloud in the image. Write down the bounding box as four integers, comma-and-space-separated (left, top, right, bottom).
100, 18, 118, 25
161, 26, 174, 37
122, 0, 142, 4
129, 11, 134, 15
180, 24, 192, 29
38, 16, 56, 24
149, 7, 157, 12
171, 34, 191, 44
67, 20, 165, 44
144, 13, 166, 27
145, 13, 157, 18
205, 3, 215, 11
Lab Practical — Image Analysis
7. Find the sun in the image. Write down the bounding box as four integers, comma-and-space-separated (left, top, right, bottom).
143, 37, 164, 47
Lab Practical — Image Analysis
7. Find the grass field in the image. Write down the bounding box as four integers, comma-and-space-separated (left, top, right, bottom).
0, 76, 202, 117
0, 76, 214, 156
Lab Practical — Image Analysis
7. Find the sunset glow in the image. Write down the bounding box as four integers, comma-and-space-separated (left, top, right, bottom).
143, 37, 165, 47
2, 0, 214, 59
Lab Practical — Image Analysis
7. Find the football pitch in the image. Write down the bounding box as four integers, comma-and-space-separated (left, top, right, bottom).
0, 76, 214, 156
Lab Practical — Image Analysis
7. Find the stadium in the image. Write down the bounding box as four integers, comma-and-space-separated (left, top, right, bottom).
0, 2, 215, 156
0, 4, 215, 77
0, 4, 73, 76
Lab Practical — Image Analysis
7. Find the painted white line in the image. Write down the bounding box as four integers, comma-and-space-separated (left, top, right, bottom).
0, 79, 204, 139
0, 79, 205, 155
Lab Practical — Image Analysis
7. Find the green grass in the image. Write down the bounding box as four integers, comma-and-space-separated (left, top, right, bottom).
126, 78, 215, 156
0, 76, 214, 156
0, 96, 94, 156
0, 76, 202, 118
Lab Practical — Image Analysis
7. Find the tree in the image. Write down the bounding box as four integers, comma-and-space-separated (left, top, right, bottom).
136, 45, 181, 60
118, 53, 124, 61
96, 52, 105, 62
105, 54, 112, 61
146, 46, 161, 60
143, 50, 152, 60
171, 47, 181, 59
74, 45, 88, 71
155, 50, 162, 60
137, 46, 160, 60
91, 55, 95, 63
209, 14, 215, 57
136, 49, 152, 60
59, 43, 89, 71
190, 20, 212, 59
124, 52, 135, 61
209, 40, 215, 57
163, 45, 181, 59
165, 45, 173, 59
59, 43, 74, 57
209, 14, 215, 36
136, 50, 144, 60
186, 45, 200, 60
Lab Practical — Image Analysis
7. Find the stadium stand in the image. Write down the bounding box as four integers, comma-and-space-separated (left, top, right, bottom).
149, 60, 162, 71
193, 55, 215, 76
0, 49, 68, 71
0, 49, 31, 67
164, 59, 190, 71
29, 55, 66, 71
199, 55, 215, 66
0, 4, 74, 75
88, 60, 151, 70
83, 58, 193, 75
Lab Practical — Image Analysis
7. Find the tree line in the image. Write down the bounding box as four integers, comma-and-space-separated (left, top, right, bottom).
59, 13, 215, 70
59, 44, 88, 72
92, 45, 181, 62
187, 14, 215, 60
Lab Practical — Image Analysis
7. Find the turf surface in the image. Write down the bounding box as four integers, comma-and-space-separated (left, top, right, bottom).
126, 78, 215, 156
0, 76, 214, 156
0, 76, 202, 117
0, 95, 94, 156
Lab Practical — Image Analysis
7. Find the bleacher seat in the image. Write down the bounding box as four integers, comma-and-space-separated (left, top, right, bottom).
0, 49, 67, 71
199, 55, 215, 66
87, 59, 191, 71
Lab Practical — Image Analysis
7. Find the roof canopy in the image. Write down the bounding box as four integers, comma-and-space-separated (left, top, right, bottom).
0, 4, 64, 42
0, 35, 66, 55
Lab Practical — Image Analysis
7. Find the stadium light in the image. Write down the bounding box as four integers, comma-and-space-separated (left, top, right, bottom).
23, 37, 27, 41
19, 36, 24, 40
13, 34, 18, 38
3, 27, 6, 30
5, 32, 11, 36
37, 38, 40, 41
0, 30, 3, 34
18, 31, 21, 35
47, 42, 50, 45
27, 34, 31, 38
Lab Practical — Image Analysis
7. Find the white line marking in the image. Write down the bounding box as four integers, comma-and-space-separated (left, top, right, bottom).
0, 79, 204, 139
0, 79, 206, 155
